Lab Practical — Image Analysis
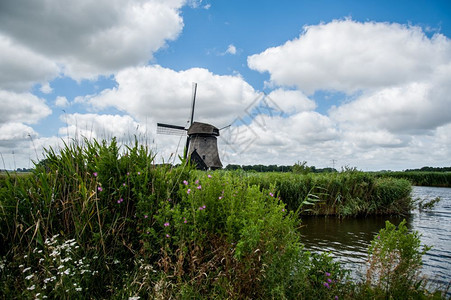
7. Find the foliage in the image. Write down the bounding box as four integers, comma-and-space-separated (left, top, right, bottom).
376, 171, 451, 187
365, 220, 431, 298
0, 139, 446, 298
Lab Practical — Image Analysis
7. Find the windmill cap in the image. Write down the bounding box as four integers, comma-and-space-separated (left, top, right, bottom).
188, 122, 220, 136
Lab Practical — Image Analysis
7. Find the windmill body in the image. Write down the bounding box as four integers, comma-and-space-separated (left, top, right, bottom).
157, 84, 224, 170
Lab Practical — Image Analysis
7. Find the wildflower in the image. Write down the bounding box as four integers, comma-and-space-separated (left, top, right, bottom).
269, 192, 274, 197
127, 172, 130, 176
183, 217, 187, 223
75, 287, 82, 292
323, 282, 330, 288
117, 198, 124, 204
203, 205, 206, 209
137, 171, 141, 175
325, 272, 331, 277
97, 186, 103, 192
219, 196, 223, 200
93, 172, 98, 177
168, 198, 172, 202
327, 278, 332, 283
195, 179, 199, 184
197, 185, 202, 190
208, 174, 212, 178
187, 188, 191, 194
166, 234, 170, 238
144, 215, 148, 219
123, 183, 126, 186
183, 180, 188, 185
335, 296, 338, 300
23, 267, 31, 273
164, 222, 170, 227
25, 274, 33, 280
282, 208, 285, 212
27, 285, 35, 291
377, 235, 380, 239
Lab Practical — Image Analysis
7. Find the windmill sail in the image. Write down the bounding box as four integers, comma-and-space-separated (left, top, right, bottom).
156, 123, 186, 135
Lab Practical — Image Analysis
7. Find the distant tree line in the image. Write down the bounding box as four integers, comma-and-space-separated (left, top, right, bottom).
403, 166, 451, 172
225, 161, 337, 174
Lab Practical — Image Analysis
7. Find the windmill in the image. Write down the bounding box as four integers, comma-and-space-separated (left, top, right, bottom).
157, 83, 225, 170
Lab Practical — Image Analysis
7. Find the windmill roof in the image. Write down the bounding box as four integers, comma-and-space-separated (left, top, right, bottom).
188, 122, 220, 136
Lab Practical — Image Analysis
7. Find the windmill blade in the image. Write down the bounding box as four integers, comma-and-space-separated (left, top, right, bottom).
189, 82, 197, 126
157, 123, 187, 136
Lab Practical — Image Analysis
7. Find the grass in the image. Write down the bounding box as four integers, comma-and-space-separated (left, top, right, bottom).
0, 138, 447, 299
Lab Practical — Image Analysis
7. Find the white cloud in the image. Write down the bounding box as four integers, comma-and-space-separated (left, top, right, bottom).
0, 34, 59, 92
77, 65, 259, 127
225, 44, 237, 55
0, 90, 52, 125
55, 96, 69, 108
0, 0, 185, 81
248, 19, 451, 94
40, 82, 53, 94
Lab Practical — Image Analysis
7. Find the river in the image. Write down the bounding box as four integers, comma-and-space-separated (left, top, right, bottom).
299, 186, 451, 290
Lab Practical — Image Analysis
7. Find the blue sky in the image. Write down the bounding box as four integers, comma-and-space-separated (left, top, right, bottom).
0, 0, 450, 170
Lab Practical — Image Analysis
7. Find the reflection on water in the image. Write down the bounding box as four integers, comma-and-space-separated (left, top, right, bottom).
299, 186, 451, 287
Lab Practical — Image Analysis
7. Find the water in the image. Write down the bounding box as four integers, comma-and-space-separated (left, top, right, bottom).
299, 186, 451, 289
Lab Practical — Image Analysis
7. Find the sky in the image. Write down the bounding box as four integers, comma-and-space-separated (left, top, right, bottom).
0, 0, 450, 171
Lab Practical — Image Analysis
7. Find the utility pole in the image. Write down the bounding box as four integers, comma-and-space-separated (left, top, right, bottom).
331, 159, 336, 170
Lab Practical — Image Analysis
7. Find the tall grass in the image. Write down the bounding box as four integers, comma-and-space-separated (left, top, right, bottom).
376, 171, 451, 187
0, 138, 444, 298
243, 171, 413, 217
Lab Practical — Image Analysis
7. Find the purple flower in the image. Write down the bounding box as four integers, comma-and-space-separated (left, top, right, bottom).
183, 218, 187, 224
335, 296, 339, 300
164, 222, 170, 227
269, 192, 274, 197
219, 196, 223, 200
323, 282, 330, 289
327, 278, 332, 283
208, 174, 212, 178
183, 180, 188, 185
377, 235, 380, 239
117, 198, 123, 204
93, 172, 98, 177
325, 272, 331, 277
97, 187, 103, 192
137, 171, 141, 175
197, 185, 202, 190
166, 234, 170, 238
282, 208, 285, 212
123, 183, 126, 187
168, 198, 172, 202
127, 172, 130, 176
144, 215, 148, 219
187, 188, 191, 194
202, 205, 206, 209
195, 179, 199, 184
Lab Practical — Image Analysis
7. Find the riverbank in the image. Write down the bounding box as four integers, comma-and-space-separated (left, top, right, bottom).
0, 139, 447, 298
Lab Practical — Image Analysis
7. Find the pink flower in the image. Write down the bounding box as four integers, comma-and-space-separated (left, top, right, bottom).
197, 185, 202, 190
144, 215, 148, 219
93, 172, 98, 177
195, 179, 199, 184
219, 196, 223, 200
187, 189, 191, 194
325, 272, 331, 277
123, 183, 126, 187
208, 174, 212, 178
269, 192, 274, 197
164, 222, 170, 227
282, 208, 285, 212
183, 180, 188, 185
97, 187, 103, 192
323, 282, 330, 289
202, 205, 206, 209
183, 218, 187, 224
117, 198, 123, 204
166, 234, 170, 238
137, 171, 141, 175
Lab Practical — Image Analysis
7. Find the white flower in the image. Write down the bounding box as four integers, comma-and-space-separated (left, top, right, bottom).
75, 287, 82, 292
64, 268, 70, 275
27, 285, 35, 290
23, 267, 31, 273
25, 274, 34, 280
128, 297, 140, 300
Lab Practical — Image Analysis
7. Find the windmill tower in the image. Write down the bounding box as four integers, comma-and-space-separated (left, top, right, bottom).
157, 83, 223, 170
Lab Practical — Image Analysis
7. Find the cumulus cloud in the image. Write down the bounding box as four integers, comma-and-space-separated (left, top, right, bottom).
77, 65, 259, 127
0, 34, 59, 92
0, 0, 185, 82
0, 90, 52, 125
225, 44, 237, 55
248, 19, 451, 94
55, 96, 69, 108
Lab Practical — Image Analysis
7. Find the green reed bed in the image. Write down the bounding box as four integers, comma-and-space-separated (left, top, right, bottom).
243, 171, 413, 217
0, 138, 445, 299
376, 171, 451, 187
